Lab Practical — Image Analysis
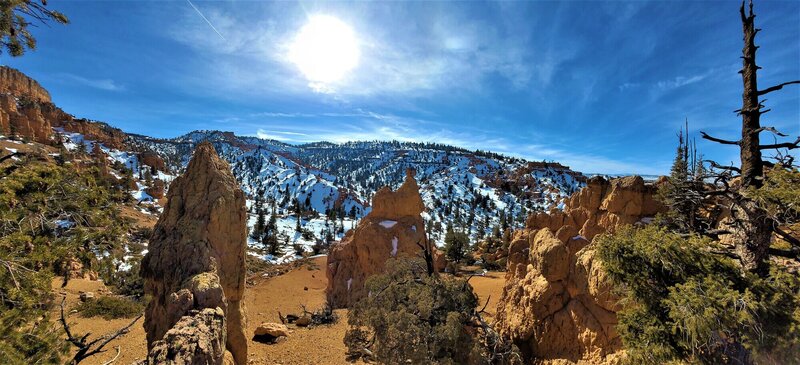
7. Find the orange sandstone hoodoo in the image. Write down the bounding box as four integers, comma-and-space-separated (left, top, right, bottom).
141, 141, 248, 364
494, 175, 666, 364
326, 168, 445, 308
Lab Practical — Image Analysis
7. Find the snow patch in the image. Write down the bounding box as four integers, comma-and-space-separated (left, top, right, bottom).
391, 237, 398, 257
347, 278, 353, 291
380, 220, 397, 228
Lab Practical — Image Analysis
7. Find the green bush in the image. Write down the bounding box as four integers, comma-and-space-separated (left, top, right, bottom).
596, 225, 800, 364
344, 257, 516, 364
77, 296, 143, 320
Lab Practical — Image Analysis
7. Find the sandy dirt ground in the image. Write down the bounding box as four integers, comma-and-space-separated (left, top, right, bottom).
58, 256, 507, 365
54, 277, 147, 365
468, 271, 506, 323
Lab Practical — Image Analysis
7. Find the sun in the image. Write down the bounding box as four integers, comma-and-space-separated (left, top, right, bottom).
288, 15, 360, 86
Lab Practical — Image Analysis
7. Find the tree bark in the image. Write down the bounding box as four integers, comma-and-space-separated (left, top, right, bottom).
739, 1, 763, 189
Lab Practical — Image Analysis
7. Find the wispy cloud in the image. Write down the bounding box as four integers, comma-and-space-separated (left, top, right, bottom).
165, 2, 571, 98
256, 129, 309, 141
59, 73, 124, 92
656, 74, 707, 90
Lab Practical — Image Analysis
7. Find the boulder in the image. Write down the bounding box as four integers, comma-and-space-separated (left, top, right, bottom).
79, 292, 95, 302
326, 168, 445, 308
294, 315, 311, 327
141, 142, 247, 364
253, 323, 289, 338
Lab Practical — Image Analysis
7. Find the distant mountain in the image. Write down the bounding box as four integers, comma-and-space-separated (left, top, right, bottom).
126, 130, 586, 249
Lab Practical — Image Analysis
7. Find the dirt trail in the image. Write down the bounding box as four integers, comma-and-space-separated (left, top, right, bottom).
59, 256, 506, 364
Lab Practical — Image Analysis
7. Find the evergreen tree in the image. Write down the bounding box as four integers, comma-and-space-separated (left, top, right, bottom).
444, 226, 469, 264
251, 198, 265, 241
0, 0, 69, 57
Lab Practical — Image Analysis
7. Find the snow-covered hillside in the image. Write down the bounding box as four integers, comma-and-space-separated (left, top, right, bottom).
126, 130, 585, 251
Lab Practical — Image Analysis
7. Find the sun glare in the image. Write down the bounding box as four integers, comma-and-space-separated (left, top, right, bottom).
289, 15, 360, 87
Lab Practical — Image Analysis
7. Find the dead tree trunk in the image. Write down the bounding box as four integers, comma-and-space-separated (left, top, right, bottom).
699, 0, 800, 275
738, 0, 762, 189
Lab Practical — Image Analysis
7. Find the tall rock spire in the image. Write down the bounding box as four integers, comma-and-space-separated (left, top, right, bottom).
141, 141, 248, 364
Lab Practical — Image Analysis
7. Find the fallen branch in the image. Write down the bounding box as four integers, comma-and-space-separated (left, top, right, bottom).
60, 297, 143, 364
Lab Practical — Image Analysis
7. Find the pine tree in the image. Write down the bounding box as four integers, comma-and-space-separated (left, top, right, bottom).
0, 0, 69, 57
251, 198, 265, 241
444, 227, 469, 264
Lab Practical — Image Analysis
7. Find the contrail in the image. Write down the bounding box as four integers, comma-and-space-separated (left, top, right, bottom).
186, 0, 226, 41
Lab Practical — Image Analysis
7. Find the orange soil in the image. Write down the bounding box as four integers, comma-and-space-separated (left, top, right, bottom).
58, 256, 507, 364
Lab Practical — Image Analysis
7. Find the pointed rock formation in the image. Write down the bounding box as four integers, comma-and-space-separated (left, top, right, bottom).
494, 176, 665, 364
141, 142, 248, 364
326, 168, 444, 308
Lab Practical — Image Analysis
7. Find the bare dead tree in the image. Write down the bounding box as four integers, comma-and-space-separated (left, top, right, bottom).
415, 235, 437, 277
59, 297, 142, 364
698, 0, 800, 274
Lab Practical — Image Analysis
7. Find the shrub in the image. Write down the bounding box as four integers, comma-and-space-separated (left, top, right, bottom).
345, 257, 510, 364
596, 225, 800, 364
77, 296, 143, 320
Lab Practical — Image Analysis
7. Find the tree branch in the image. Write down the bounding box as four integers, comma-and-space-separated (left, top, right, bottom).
775, 227, 800, 248
759, 137, 800, 150
769, 247, 798, 259
706, 160, 742, 173
701, 132, 740, 145
753, 126, 788, 137
758, 80, 800, 95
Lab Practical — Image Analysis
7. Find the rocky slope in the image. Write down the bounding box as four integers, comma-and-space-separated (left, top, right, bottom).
141, 142, 248, 364
494, 176, 666, 364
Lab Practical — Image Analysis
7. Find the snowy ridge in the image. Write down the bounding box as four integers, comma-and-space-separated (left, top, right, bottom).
126, 130, 586, 252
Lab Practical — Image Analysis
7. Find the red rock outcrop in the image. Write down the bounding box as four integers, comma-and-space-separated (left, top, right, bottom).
145, 179, 166, 199
0, 67, 75, 143
494, 176, 665, 364
141, 142, 248, 364
0, 67, 134, 149
526, 176, 664, 241
56, 118, 127, 150
139, 151, 167, 173
326, 168, 444, 308
0, 66, 51, 103
0, 94, 72, 144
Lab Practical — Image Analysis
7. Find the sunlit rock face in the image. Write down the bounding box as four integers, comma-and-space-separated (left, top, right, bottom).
326, 168, 445, 308
526, 175, 664, 241
141, 142, 248, 364
0, 66, 51, 103
495, 176, 665, 364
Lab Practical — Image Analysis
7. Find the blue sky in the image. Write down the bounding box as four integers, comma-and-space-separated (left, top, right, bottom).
2, 0, 798, 175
